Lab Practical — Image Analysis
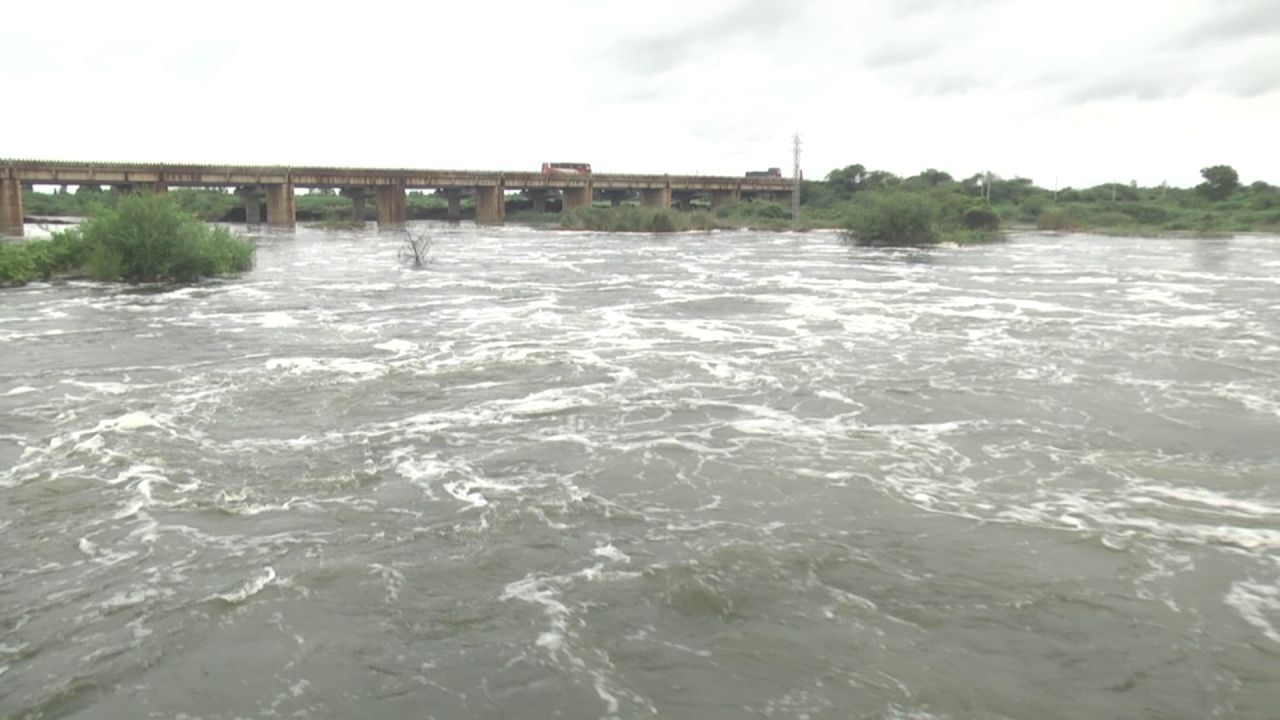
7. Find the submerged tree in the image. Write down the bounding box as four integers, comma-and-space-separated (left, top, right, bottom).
399, 228, 433, 268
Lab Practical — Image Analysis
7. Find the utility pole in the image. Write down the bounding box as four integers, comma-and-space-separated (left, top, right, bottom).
792, 132, 802, 225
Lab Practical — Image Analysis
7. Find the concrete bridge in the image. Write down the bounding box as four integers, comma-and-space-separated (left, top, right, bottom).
1, 160, 796, 237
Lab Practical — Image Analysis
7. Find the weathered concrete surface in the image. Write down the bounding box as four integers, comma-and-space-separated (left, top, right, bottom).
528, 189, 548, 214
0, 160, 793, 196
375, 185, 407, 228
341, 187, 369, 223
562, 184, 593, 211
641, 187, 671, 209
265, 183, 296, 229
474, 186, 505, 224
236, 186, 264, 225
445, 189, 462, 222
1, 177, 23, 238
710, 188, 740, 209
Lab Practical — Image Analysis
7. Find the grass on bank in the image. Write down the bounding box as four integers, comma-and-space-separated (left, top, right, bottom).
1, 193, 254, 286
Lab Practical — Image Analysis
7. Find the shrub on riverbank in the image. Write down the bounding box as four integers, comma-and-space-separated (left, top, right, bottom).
0, 193, 253, 286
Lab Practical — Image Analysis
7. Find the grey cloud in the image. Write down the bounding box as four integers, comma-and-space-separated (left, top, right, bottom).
606, 0, 797, 75
891, 0, 1009, 18
1178, 0, 1280, 44
863, 40, 939, 69
1219, 52, 1280, 96
1061, 72, 1198, 104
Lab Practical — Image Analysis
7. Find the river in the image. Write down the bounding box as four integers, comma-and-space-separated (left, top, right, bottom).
2, 225, 1278, 718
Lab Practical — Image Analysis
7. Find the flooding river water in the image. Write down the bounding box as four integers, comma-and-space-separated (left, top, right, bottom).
2, 225, 1278, 718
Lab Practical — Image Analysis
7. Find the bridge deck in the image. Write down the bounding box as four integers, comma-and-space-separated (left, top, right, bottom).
1, 160, 792, 193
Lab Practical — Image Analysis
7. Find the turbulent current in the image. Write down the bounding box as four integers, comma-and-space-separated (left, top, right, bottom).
2, 225, 1278, 719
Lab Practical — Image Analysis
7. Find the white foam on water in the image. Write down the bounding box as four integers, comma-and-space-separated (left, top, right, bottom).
265, 356, 385, 378
592, 544, 631, 563
2, 385, 38, 397
501, 573, 570, 653
212, 566, 278, 604
258, 312, 300, 328
505, 388, 592, 417
373, 339, 417, 355
1141, 484, 1280, 518
114, 412, 161, 431
1225, 579, 1280, 644
60, 380, 135, 395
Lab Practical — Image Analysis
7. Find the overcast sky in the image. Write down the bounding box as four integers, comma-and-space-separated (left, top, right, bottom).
3, 0, 1277, 188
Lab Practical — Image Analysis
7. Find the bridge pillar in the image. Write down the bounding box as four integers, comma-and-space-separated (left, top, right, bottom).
1, 177, 23, 238
528, 189, 548, 214
562, 184, 593, 211
236, 186, 263, 225
151, 181, 169, 194
674, 192, 694, 212
375, 184, 407, 229
640, 187, 671, 209
265, 183, 296, 230
474, 186, 505, 224
445, 189, 462, 222
340, 187, 369, 223
710, 189, 740, 209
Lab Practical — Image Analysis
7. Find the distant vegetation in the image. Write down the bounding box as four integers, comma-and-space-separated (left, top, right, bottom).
805, 163, 1280, 240
1, 193, 253, 286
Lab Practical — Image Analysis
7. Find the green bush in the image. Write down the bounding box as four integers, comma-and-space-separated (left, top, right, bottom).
75, 193, 253, 282
0, 243, 37, 284
962, 204, 1000, 230
843, 192, 940, 245
1, 193, 255, 286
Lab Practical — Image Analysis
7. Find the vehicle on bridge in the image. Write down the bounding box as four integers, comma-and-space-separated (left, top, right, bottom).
745, 168, 783, 178
541, 162, 591, 175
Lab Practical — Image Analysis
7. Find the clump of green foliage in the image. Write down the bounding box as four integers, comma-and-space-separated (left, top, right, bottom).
713, 200, 794, 230
1, 193, 253, 286
962, 204, 1000, 230
842, 192, 941, 245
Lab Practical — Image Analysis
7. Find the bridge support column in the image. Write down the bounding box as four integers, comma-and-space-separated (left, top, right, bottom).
151, 181, 169, 194
562, 184, 593, 211
266, 183, 296, 230
375, 185, 407, 229
529, 189, 548, 214
341, 187, 369, 223
710, 189, 740, 209
445, 189, 462, 222
641, 187, 671, 209
236, 186, 263, 226
1, 177, 23, 238
674, 192, 694, 212
474, 186, 505, 225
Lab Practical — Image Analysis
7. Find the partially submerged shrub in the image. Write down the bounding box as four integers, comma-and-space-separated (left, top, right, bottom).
1, 193, 253, 286
77, 193, 253, 282
843, 192, 940, 245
